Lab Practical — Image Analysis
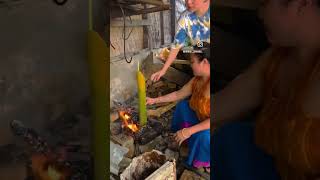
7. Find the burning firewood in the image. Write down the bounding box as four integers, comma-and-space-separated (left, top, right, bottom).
31, 153, 71, 180
10, 120, 91, 180
10, 120, 50, 154
112, 109, 164, 146
119, 111, 139, 133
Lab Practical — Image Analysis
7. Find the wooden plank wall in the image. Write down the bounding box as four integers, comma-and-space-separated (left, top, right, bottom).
146, 9, 172, 49
110, 15, 144, 57
146, 9, 162, 49
163, 10, 172, 45
110, 4, 172, 58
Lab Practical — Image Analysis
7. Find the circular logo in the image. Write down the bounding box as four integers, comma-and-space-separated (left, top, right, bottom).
197, 41, 203, 48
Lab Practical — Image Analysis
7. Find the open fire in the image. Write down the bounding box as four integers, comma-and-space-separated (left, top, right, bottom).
119, 111, 139, 133
10, 120, 91, 180
113, 109, 165, 145
30, 153, 70, 180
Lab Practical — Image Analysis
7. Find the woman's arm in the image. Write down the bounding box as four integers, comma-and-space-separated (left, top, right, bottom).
161, 48, 180, 73
147, 77, 194, 104
151, 14, 187, 82
188, 118, 210, 135
213, 49, 272, 127
151, 48, 180, 82
174, 118, 210, 145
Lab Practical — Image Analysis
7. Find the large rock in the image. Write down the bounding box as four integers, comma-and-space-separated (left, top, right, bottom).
120, 150, 176, 180
111, 133, 135, 158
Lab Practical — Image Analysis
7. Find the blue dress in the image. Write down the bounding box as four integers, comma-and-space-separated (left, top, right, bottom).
212, 122, 280, 180
171, 99, 211, 168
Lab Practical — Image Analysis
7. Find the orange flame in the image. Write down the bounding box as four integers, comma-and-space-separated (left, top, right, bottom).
119, 111, 139, 133
31, 153, 70, 180
127, 124, 139, 132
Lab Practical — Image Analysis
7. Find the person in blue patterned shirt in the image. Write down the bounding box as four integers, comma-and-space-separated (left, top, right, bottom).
151, 0, 210, 82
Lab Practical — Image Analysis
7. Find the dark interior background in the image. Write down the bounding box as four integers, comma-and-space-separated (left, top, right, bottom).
212, 7, 269, 93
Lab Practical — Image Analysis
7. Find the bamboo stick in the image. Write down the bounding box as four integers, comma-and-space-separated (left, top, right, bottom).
137, 61, 147, 126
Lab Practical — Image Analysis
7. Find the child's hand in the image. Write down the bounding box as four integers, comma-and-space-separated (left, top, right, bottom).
174, 128, 192, 146
146, 97, 157, 105
151, 69, 166, 82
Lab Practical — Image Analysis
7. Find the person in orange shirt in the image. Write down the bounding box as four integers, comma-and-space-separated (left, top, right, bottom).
213, 0, 320, 179
147, 42, 211, 172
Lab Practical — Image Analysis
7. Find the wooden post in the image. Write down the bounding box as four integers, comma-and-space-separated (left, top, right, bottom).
160, 11, 164, 45
170, 0, 176, 41
143, 4, 149, 49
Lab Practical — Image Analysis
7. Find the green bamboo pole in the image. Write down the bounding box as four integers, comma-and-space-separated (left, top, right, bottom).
137, 61, 147, 126
87, 0, 109, 179
88, 0, 93, 31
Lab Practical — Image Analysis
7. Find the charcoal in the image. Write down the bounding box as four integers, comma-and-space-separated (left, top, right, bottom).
10, 120, 50, 154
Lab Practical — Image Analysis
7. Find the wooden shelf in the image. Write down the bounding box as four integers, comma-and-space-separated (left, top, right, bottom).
111, 19, 152, 27
110, 0, 170, 18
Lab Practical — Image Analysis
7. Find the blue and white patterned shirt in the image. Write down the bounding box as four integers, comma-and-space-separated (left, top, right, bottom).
172, 8, 210, 49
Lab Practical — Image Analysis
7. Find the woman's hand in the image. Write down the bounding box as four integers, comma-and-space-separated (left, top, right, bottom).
151, 69, 166, 82
146, 97, 157, 105
174, 128, 192, 146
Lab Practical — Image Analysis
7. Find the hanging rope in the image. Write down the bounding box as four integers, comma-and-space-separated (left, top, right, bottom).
123, 15, 134, 40
110, 42, 116, 50
119, 4, 133, 63
53, 0, 68, 5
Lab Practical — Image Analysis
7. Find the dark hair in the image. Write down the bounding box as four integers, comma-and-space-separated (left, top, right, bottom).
192, 42, 210, 64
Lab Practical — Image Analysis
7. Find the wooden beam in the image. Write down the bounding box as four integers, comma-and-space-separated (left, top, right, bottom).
111, 19, 152, 27
134, 5, 170, 14
172, 59, 190, 65
122, 5, 143, 11
117, 1, 141, 5
110, 5, 170, 18
213, 0, 258, 10
127, 0, 169, 6
147, 102, 177, 117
